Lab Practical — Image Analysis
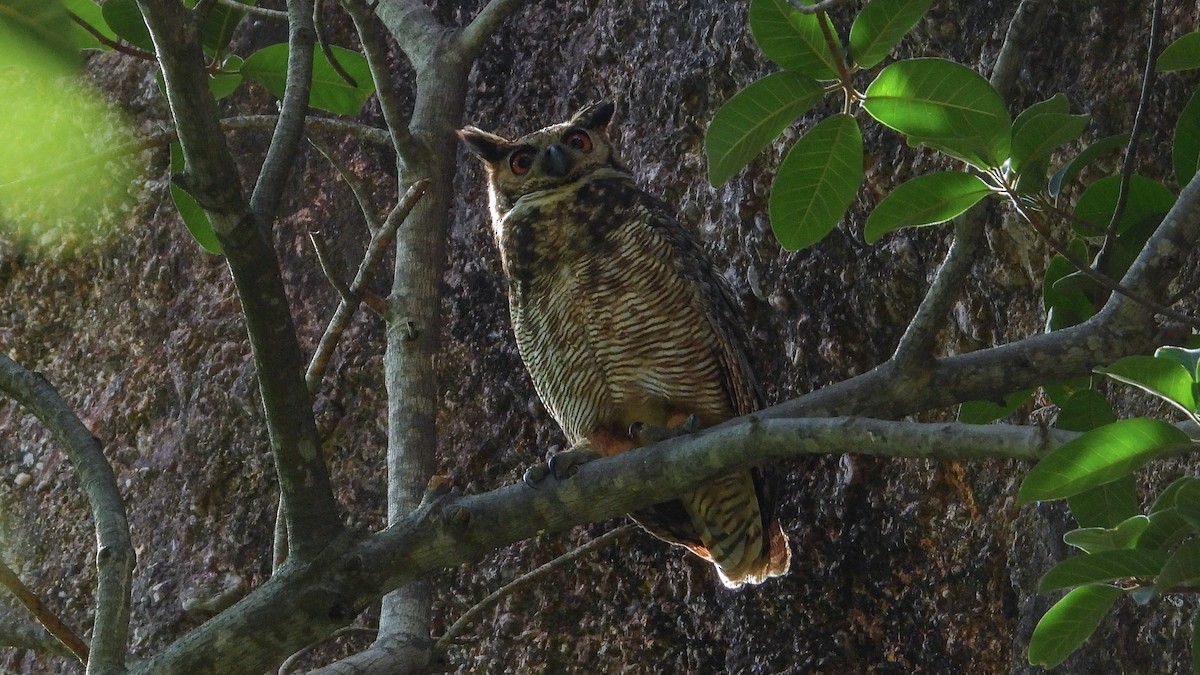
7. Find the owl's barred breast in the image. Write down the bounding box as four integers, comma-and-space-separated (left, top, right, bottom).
499, 173, 734, 449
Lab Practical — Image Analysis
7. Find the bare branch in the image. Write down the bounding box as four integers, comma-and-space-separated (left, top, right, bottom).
308, 131, 383, 233
457, 0, 531, 59
891, 0, 1040, 370
309, 230, 357, 304
0, 617, 74, 657
216, 0, 288, 19
0, 354, 132, 674
0, 560, 89, 664
1096, 0, 1165, 268
136, 0, 343, 559
435, 524, 637, 651
250, 0, 318, 223
340, 0, 422, 167
306, 179, 430, 392
278, 626, 377, 674
369, 0, 443, 69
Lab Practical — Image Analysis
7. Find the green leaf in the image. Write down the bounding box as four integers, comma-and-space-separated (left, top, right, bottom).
769, 113, 863, 251
0, 0, 83, 69
1176, 480, 1200, 532
1056, 389, 1116, 434
1153, 477, 1200, 514
1072, 174, 1175, 237
100, 0, 152, 51
1067, 475, 1136, 528
1063, 515, 1151, 554
1027, 585, 1122, 668
1045, 376, 1094, 407
1158, 31, 1200, 72
241, 43, 376, 116
1174, 88, 1200, 188
194, 0, 254, 55
863, 58, 1011, 169
957, 388, 1032, 424
1152, 538, 1200, 596
1039, 550, 1169, 592
1097, 355, 1197, 415
63, 0, 118, 51
169, 142, 223, 255
1018, 418, 1193, 503
1157, 346, 1200, 382
209, 55, 243, 100
705, 72, 823, 187
1140, 508, 1194, 551
1043, 240, 1095, 331
1011, 94, 1070, 138
848, 0, 932, 69
748, 0, 838, 79
1048, 133, 1130, 198
1010, 112, 1089, 176
864, 172, 991, 243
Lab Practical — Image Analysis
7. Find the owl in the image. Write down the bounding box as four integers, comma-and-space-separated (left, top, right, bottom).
458, 101, 790, 587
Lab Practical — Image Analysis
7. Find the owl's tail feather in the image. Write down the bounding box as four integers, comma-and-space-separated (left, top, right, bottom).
684, 469, 791, 588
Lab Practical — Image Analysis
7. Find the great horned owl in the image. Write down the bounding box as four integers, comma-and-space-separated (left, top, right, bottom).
458, 101, 790, 587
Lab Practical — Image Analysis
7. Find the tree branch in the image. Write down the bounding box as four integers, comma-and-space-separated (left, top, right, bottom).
250, 0, 317, 223
890, 0, 1039, 370
130, 416, 1076, 675
0, 354, 132, 674
370, 0, 443, 69
0, 560, 89, 664
307, 180, 430, 393
0, 617, 73, 658
135, 0, 342, 560
457, 0, 530, 60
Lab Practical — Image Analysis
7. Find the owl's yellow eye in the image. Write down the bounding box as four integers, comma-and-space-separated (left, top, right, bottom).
563, 130, 593, 152
509, 149, 535, 175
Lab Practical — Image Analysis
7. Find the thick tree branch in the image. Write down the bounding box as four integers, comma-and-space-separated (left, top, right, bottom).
135, 0, 342, 559
130, 416, 1075, 675
0, 354, 132, 674
370, 0, 443, 69
457, 0, 530, 60
250, 0, 317, 223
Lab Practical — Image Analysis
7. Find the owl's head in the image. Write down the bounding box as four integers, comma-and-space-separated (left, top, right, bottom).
458, 101, 627, 218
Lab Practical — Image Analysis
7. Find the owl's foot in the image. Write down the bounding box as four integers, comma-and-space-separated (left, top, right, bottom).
522, 444, 601, 487
629, 413, 701, 446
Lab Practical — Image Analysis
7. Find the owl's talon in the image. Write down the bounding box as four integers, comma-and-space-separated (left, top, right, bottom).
522, 464, 550, 488
547, 446, 600, 480
631, 414, 702, 446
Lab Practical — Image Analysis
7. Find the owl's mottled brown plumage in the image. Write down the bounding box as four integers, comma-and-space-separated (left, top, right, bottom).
459, 101, 790, 587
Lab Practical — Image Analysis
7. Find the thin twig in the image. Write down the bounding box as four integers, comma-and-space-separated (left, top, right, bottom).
0, 559, 89, 664
277, 626, 378, 674
68, 12, 157, 60
1012, 200, 1200, 326
434, 525, 637, 650
309, 231, 357, 304
306, 179, 430, 392
216, 0, 288, 20
1097, 0, 1164, 269
315, 0, 359, 87
308, 134, 382, 232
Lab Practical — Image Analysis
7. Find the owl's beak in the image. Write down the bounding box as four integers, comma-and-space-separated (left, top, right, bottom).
544, 143, 572, 177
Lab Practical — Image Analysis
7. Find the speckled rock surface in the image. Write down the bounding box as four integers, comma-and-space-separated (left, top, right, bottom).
2, 1, 1198, 673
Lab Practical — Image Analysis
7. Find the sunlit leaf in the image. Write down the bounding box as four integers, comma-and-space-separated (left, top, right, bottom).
864, 58, 1011, 168
1063, 515, 1151, 553
769, 113, 862, 251
1156, 346, 1200, 382
864, 172, 991, 242
63, 0, 117, 51
1010, 112, 1089, 176
1039, 550, 1168, 592
1097, 355, 1197, 415
749, 0, 838, 79
849, 0, 932, 69
1018, 418, 1193, 503
1028, 585, 1122, 668
1140, 508, 1193, 551
100, 0, 152, 51
1152, 477, 1200, 513
705, 72, 823, 186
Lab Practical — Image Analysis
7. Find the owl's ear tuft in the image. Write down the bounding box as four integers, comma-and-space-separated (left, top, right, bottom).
457, 127, 512, 163
570, 101, 615, 131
